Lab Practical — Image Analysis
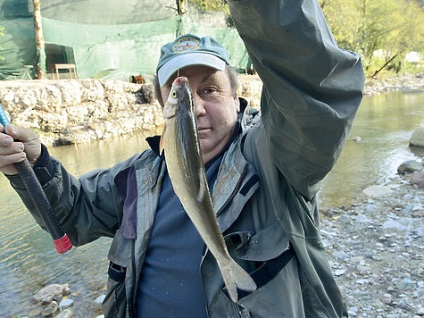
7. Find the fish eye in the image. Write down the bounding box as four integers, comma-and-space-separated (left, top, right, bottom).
171, 90, 177, 98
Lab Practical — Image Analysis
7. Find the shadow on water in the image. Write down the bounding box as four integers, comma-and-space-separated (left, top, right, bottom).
0, 93, 423, 316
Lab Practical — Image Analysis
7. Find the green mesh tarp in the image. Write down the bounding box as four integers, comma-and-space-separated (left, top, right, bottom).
0, 0, 249, 81
0, 18, 36, 79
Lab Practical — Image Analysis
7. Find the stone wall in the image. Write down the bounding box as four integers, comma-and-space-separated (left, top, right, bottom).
0, 76, 263, 147
0, 79, 163, 146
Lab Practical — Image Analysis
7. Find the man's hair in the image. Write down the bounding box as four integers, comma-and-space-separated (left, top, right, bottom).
152, 65, 239, 106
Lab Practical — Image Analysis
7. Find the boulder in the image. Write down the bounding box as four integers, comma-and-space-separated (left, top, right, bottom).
397, 160, 423, 174
410, 126, 424, 147
363, 185, 393, 198
33, 283, 70, 304
411, 171, 424, 188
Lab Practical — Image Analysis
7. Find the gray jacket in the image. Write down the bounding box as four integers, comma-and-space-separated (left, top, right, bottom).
9, 0, 365, 317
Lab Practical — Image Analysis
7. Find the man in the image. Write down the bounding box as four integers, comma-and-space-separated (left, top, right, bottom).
0, 0, 365, 317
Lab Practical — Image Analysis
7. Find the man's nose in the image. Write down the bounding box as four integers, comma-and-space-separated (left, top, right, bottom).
193, 95, 206, 117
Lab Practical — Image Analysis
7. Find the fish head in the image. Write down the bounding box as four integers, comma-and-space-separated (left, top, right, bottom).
162, 77, 193, 119
160, 76, 195, 156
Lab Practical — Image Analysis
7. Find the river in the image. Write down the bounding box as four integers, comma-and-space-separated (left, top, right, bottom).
0, 91, 423, 317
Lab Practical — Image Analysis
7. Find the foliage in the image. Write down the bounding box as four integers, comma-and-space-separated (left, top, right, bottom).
187, 0, 424, 78
320, 0, 424, 78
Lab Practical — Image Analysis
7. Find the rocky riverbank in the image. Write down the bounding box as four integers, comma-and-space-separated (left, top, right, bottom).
364, 73, 424, 95
323, 166, 424, 318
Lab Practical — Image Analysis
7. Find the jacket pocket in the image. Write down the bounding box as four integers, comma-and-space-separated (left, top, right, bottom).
299, 271, 346, 318
223, 227, 305, 317
238, 256, 304, 318
102, 227, 130, 318
102, 262, 127, 318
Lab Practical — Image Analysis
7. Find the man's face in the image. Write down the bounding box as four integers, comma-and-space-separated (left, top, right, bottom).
160, 65, 240, 164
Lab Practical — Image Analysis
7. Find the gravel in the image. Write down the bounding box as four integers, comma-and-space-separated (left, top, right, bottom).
321, 172, 424, 317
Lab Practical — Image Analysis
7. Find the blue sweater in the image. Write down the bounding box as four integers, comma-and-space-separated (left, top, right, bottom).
136, 154, 223, 317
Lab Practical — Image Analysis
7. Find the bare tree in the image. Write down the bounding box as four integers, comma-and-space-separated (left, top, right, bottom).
33, 0, 46, 79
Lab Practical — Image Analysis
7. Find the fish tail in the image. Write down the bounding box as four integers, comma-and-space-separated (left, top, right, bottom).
221, 259, 257, 303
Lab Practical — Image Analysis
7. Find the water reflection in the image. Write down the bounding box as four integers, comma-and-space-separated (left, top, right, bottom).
0, 93, 423, 316
0, 128, 162, 318
319, 92, 424, 208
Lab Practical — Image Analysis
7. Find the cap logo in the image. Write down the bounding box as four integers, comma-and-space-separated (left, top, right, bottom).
172, 36, 201, 53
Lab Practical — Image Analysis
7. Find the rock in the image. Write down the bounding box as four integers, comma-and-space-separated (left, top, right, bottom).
41, 301, 59, 316
56, 309, 73, 318
59, 298, 74, 309
352, 136, 362, 142
409, 126, 424, 147
397, 160, 423, 174
411, 171, 424, 188
363, 185, 393, 197
95, 294, 106, 304
397, 278, 416, 291
33, 283, 70, 304
334, 269, 347, 276
381, 293, 393, 305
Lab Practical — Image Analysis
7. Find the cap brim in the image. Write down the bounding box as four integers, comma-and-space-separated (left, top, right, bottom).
158, 52, 226, 87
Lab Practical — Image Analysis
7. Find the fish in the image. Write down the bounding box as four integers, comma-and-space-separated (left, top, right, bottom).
160, 76, 257, 302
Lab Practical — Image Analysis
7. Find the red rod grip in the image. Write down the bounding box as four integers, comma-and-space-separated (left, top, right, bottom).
53, 234, 73, 254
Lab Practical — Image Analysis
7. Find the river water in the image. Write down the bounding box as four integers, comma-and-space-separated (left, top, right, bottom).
0, 92, 423, 317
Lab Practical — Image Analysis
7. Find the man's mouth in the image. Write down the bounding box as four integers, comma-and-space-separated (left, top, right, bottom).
197, 127, 211, 133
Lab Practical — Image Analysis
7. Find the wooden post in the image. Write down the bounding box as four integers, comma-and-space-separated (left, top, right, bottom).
33, 0, 46, 80
176, 0, 187, 15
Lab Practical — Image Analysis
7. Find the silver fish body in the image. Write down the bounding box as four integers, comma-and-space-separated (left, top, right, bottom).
160, 76, 257, 302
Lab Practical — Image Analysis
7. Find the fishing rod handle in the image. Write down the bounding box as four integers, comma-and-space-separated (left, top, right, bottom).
14, 159, 72, 253
0, 104, 72, 254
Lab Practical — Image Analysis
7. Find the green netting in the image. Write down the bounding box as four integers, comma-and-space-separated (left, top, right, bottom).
0, 0, 177, 23
0, 0, 249, 81
0, 18, 36, 79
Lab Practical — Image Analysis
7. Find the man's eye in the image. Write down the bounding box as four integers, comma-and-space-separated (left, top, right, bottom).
203, 87, 216, 94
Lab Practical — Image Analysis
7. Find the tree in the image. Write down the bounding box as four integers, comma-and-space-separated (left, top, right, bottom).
319, 0, 363, 52
33, 0, 46, 79
320, 0, 424, 77
361, 0, 424, 77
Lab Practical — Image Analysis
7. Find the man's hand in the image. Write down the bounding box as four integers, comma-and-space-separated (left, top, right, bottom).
0, 124, 41, 175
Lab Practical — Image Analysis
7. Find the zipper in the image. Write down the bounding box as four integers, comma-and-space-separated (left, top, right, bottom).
129, 240, 136, 318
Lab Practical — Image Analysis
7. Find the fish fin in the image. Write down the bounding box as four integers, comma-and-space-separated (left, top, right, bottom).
221, 258, 257, 303
196, 168, 206, 202
159, 125, 166, 156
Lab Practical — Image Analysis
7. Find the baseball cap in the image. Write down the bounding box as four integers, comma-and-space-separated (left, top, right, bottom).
156, 33, 231, 87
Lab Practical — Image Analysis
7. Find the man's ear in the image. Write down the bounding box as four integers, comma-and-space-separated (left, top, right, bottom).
234, 93, 240, 112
